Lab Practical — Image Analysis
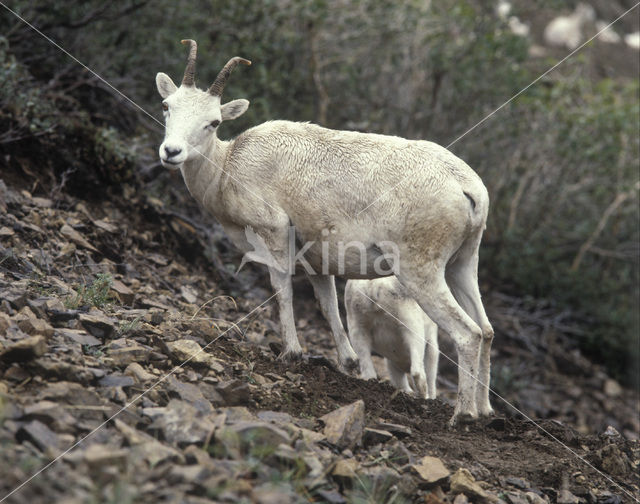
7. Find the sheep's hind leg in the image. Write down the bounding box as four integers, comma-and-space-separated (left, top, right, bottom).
269, 267, 303, 361
445, 233, 494, 417
308, 274, 360, 374
387, 360, 413, 394
396, 266, 482, 426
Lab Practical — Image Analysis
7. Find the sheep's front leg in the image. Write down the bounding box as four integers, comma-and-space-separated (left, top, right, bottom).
308, 274, 359, 374
269, 267, 303, 360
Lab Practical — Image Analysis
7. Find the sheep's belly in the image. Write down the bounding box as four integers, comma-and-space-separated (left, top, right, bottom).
295, 242, 395, 279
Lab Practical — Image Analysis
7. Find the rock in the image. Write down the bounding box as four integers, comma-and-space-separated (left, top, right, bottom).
0, 312, 11, 333
84, 443, 128, 468
602, 425, 621, 438
557, 488, 580, 504
372, 421, 412, 438
16, 420, 61, 458
99, 373, 135, 388
505, 477, 530, 490
332, 458, 359, 483
110, 280, 134, 305
257, 410, 293, 424
230, 421, 291, 447
114, 419, 185, 465
180, 285, 198, 304
598, 443, 630, 477
145, 399, 215, 446
316, 489, 346, 504
453, 494, 470, 504
31, 196, 52, 208
124, 362, 156, 383
79, 312, 115, 339
363, 427, 393, 446
362, 465, 401, 487
58, 328, 101, 346
16, 316, 54, 338
0, 335, 47, 362
167, 375, 214, 414
215, 379, 250, 406
0, 289, 28, 309
219, 406, 257, 424
320, 400, 365, 450
22, 400, 76, 432
167, 464, 209, 485
60, 224, 99, 253
0, 226, 14, 237
450, 468, 488, 500
251, 483, 295, 504
39, 381, 102, 405
504, 491, 529, 504
411, 456, 450, 484
603, 379, 622, 398
167, 339, 225, 371
93, 219, 118, 233
107, 341, 151, 367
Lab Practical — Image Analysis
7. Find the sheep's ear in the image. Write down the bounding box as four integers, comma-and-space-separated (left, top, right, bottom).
156, 72, 177, 98
221, 99, 249, 121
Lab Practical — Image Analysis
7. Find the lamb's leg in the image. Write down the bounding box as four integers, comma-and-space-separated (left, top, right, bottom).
423, 316, 439, 400
345, 305, 376, 380
445, 235, 494, 416
308, 274, 359, 373
396, 266, 482, 425
269, 267, 303, 360
397, 309, 428, 399
387, 359, 413, 394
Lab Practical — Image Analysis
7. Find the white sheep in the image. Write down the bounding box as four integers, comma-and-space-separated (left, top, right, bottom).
543, 3, 596, 50
495, 1, 530, 38
625, 31, 640, 50
595, 20, 621, 44
155, 40, 494, 424
345, 277, 439, 399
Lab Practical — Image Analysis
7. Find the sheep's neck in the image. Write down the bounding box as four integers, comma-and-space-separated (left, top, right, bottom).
180, 136, 229, 214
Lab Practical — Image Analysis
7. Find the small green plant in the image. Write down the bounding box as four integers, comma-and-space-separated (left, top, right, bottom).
117, 316, 142, 336
65, 273, 114, 309
491, 363, 525, 396
345, 475, 409, 504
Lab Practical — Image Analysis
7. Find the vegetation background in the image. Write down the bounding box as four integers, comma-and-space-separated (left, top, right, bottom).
1, 0, 638, 388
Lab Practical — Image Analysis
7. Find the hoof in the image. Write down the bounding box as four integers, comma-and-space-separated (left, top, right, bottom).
339, 356, 360, 376
449, 411, 479, 428
478, 406, 495, 417
277, 348, 303, 362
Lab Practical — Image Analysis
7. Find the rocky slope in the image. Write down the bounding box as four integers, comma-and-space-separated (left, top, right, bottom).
0, 169, 638, 504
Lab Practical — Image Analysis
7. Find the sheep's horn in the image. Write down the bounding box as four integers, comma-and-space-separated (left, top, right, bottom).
181, 39, 197, 86
208, 57, 251, 97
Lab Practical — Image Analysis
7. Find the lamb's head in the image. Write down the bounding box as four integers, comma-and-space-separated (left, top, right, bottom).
155, 39, 251, 168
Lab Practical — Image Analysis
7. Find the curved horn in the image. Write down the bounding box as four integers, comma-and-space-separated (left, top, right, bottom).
181, 39, 197, 86
208, 57, 251, 97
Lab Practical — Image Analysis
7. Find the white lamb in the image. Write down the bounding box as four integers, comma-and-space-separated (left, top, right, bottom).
544, 3, 596, 50
345, 277, 439, 399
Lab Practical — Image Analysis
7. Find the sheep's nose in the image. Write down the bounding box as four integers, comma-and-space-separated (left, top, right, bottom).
164, 145, 182, 158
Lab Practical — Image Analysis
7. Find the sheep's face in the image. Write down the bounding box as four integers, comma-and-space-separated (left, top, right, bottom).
156, 73, 249, 169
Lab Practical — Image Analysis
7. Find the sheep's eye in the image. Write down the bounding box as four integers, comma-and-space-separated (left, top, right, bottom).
208, 120, 220, 129
162, 103, 168, 112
